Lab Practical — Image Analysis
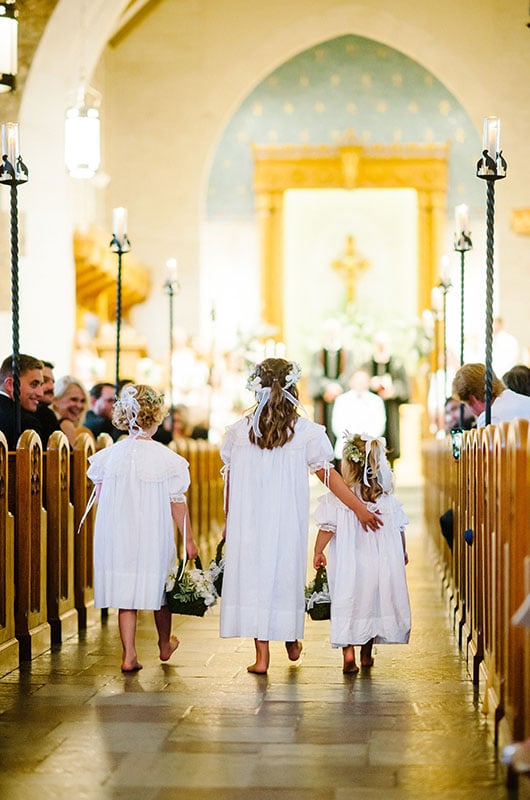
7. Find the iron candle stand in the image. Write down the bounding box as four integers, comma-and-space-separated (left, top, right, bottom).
164, 270, 180, 418
0, 123, 29, 442
454, 229, 472, 427
110, 231, 131, 394
476, 119, 507, 425
438, 276, 452, 401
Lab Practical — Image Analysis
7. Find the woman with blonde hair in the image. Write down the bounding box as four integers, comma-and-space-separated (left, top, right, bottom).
52, 375, 90, 447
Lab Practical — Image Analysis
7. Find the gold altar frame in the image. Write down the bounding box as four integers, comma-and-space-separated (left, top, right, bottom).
253, 141, 449, 339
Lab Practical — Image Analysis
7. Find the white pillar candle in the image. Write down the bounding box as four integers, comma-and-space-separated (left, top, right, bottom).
431, 287, 442, 313
166, 258, 178, 283
455, 204, 469, 236
483, 116, 501, 158
275, 341, 286, 358
1, 122, 19, 167
112, 207, 127, 240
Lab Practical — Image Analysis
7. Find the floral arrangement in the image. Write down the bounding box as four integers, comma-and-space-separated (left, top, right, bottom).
165, 557, 218, 616
304, 565, 331, 620
246, 372, 262, 392
342, 431, 366, 465
285, 361, 302, 387
144, 389, 165, 407
208, 538, 225, 596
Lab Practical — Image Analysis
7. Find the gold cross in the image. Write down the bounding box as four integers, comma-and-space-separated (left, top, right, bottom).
331, 235, 370, 303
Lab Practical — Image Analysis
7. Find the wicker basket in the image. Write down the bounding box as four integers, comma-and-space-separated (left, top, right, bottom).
165, 556, 213, 616
305, 565, 331, 620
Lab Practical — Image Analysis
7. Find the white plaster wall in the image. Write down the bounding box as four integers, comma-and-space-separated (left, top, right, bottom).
13, 0, 530, 372
102, 0, 530, 358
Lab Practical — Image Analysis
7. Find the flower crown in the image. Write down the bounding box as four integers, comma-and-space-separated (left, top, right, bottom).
142, 389, 165, 407
342, 432, 366, 465
246, 361, 302, 392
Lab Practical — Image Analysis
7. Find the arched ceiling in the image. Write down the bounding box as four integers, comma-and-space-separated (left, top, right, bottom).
0, 0, 159, 117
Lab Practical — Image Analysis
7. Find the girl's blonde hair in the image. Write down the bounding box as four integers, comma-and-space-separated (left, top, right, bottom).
112, 384, 166, 431
247, 358, 300, 450
341, 433, 386, 503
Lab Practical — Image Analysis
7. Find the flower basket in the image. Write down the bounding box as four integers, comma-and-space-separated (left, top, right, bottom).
165, 556, 218, 616
305, 565, 331, 620
208, 538, 225, 597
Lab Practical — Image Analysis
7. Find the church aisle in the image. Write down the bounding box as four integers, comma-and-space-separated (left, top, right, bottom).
0, 487, 511, 799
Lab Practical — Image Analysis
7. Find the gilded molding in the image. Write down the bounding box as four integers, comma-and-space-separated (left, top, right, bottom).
510, 208, 530, 235
253, 139, 449, 336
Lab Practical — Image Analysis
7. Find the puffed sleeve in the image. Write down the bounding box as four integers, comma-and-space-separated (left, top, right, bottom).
168, 459, 190, 503
220, 422, 238, 468
306, 424, 334, 474
393, 497, 409, 530
313, 493, 338, 533
86, 447, 109, 483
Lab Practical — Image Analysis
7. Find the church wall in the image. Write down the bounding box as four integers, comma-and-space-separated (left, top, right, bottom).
8, 0, 528, 376
101, 0, 530, 367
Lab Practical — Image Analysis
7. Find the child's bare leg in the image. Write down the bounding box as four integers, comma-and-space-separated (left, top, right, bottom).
118, 609, 142, 672
342, 644, 359, 674
154, 605, 179, 662
360, 638, 374, 667
285, 639, 303, 661
247, 639, 269, 674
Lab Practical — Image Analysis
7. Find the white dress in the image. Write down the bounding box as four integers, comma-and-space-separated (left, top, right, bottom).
314, 489, 411, 647
220, 416, 333, 641
87, 437, 190, 610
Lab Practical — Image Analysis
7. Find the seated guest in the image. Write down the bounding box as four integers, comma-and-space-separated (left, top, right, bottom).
85, 382, 120, 441
453, 363, 530, 428
52, 375, 90, 447
35, 360, 62, 446
444, 396, 476, 433
502, 364, 530, 397
0, 354, 44, 449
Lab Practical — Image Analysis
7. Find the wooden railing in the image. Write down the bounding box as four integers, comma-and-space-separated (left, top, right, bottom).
0, 432, 224, 674
423, 420, 530, 747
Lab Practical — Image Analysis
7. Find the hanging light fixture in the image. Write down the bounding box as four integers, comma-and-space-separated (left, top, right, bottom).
64, 1, 101, 179
0, 1, 17, 93
65, 85, 101, 179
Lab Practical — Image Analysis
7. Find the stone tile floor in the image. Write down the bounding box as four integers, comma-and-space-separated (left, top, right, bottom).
0, 486, 519, 799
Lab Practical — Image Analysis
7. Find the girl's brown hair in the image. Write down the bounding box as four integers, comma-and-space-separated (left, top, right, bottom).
112, 384, 166, 431
341, 433, 385, 504
247, 358, 300, 450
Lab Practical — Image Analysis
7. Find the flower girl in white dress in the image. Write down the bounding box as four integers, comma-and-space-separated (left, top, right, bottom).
313, 432, 410, 674
87, 384, 198, 673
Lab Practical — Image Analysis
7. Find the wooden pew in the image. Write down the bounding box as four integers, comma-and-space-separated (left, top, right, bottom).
71, 432, 97, 630
44, 430, 77, 645
14, 430, 49, 662
0, 431, 17, 674
423, 422, 530, 750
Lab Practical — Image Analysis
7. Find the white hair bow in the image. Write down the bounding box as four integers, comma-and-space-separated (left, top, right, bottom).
360, 433, 393, 492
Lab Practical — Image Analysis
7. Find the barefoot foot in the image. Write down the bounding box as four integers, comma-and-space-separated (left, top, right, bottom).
247, 662, 268, 675
121, 660, 143, 673
285, 640, 303, 661
159, 635, 180, 662
342, 645, 359, 674
360, 639, 374, 667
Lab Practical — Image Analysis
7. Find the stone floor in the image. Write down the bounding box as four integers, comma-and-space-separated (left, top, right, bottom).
0, 486, 520, 799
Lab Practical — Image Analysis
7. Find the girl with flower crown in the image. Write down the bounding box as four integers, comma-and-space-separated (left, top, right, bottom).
86, 384, 199, 672
313, 432, 410, 674
220, 358, 383, 675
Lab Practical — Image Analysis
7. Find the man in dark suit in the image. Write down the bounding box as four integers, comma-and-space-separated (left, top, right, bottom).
84, 382, 120, 441
35, 359, 61, 447
0, 354, 44, 449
